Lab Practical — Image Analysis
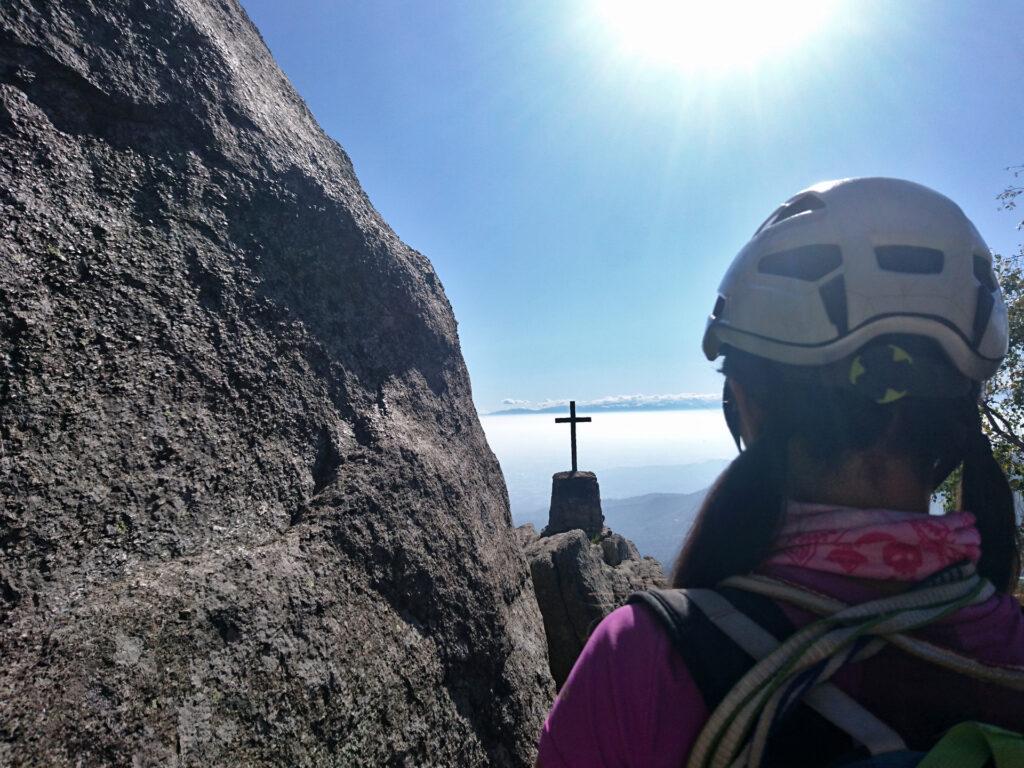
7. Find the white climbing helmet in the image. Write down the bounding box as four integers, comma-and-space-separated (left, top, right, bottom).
703, 177, 1009, 382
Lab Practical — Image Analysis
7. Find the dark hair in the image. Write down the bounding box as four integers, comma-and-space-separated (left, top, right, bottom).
671, 348, 1020, 592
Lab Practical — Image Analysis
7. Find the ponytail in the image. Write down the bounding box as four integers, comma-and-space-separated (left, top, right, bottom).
671, 349, 1021, 594
671, 431, 787, 588
960, 404, 1020, 593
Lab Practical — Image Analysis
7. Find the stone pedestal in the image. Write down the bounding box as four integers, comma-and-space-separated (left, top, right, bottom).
542, 471, 604, 539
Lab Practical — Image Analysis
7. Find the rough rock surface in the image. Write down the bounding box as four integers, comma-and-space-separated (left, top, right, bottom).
0, 1, 553, 765
522, 527, 665, 688
543, 471, 604, 538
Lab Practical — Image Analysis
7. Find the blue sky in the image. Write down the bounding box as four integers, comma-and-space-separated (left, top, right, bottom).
238, 0, 1024, 413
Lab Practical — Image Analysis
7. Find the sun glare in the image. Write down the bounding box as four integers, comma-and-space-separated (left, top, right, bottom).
593, 0, 836, 75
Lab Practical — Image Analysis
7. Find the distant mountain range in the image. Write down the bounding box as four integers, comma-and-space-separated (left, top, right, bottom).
489, 394, 720, 415
515, 479, 711, 574
597, 460, 728, 500
602, 489, 708, 573
511, 460, 729, 531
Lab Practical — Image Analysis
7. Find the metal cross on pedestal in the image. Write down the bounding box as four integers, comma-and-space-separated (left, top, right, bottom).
555, 400, 592, 473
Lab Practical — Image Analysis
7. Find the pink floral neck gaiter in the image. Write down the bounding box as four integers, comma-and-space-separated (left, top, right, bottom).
765, 501, 982, 581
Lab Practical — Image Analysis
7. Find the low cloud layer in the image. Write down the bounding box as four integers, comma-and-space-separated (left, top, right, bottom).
490, 392, 720, 414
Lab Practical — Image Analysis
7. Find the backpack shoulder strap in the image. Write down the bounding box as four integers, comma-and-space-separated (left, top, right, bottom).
630, 586, 908, 761
628, 585, 796, 708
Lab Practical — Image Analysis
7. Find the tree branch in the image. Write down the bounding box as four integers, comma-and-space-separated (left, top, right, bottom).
981, 401, 1024, 452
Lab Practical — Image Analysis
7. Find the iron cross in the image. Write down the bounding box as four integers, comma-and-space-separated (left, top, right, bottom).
555, 400, 592, 473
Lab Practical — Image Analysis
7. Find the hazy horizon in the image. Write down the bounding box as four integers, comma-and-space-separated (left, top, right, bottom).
483, 392, 720, 416
480, 408, 736, 525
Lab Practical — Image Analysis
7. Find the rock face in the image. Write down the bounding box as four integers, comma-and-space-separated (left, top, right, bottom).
0, 2, 553, 765
543, 471, 604, 538
523, 473, 664, 687
522, 527, 665, 688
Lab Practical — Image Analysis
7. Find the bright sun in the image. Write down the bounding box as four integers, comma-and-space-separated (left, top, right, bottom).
593, 0, 836, 75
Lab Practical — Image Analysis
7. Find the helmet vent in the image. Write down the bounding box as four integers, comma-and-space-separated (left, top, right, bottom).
758, 244, 842, 281
818, 275, 849, 335
875, 245, 944, 274
754, 193, 825, 235
711, 295, 726, 319
971, 255, 998, 348
973, 255, 997, 291
972, 286, 995, 347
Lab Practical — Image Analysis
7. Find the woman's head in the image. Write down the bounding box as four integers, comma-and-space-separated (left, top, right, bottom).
672, 179, 1018, 592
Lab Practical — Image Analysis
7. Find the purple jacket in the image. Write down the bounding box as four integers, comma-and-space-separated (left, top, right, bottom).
537, 564, 1024, 767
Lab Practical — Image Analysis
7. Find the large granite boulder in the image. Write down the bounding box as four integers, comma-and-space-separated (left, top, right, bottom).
522, 527, 665, 688
0, 1, 553, 765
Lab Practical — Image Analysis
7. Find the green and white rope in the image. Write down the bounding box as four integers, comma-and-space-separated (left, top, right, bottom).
686, 565, 1020, 768
727, 573, 1024, 689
